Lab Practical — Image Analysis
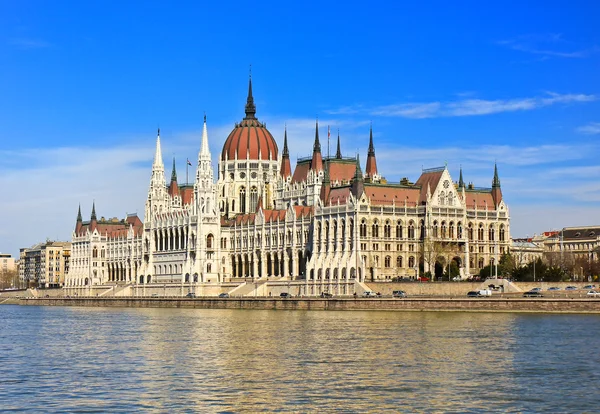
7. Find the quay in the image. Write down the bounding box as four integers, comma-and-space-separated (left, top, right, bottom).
10, 296, 600, 313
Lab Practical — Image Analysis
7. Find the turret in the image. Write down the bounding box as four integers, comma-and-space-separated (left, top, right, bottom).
458, 166, 465, 189
75, 204, 82, 233
320, 161, 331, 205
168, 157, 179, 198
351, 155, 364, 198
311, 119, 323, 172
491, 162, 503, 207
280, 126, 292, 179
335, 130, 342, 159
365, 124, 378, 179
90, 202, 97, 232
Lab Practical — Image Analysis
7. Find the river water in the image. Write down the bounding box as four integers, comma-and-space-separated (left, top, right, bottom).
1, 305, 599, 413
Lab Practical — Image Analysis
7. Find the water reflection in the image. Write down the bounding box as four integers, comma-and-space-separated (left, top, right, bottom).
1, 306, 600, 412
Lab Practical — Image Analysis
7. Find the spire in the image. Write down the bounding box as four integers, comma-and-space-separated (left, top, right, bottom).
200, 114, 210, 157
153, 128, 164, 168
91, 202, 97, 221
491, 162, 503, 208
351, 154, 364, 198
311, 119, 323, 172
280, 125, 292, 178
171, 157, 177, 182
244, 72, 256, 120
320, 160, 331, 205
365, 123, 378, 178
353, 154, 363, 181
493, 162, 500, 188
77, 204, 82, 222
335, 130, 342, 159
459, 166, 465, 189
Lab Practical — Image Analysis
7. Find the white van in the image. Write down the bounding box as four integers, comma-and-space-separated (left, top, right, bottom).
362, 291, 377, 298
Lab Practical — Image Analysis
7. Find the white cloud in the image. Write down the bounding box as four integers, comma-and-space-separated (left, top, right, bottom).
8, 38, 53, 49
368, 92, 596, 119
577, 122, 600, 135
498, 34, 599, 59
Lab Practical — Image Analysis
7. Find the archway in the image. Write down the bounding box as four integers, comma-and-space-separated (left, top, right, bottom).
435, 256, 446, 280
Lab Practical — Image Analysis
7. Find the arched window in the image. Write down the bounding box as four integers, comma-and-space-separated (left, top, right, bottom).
239, 186, 246, 213
449, 222, 455, 239
372, 220, 379, 238
408, 221, 415, 239
438, 191, 445, 205
385, 256, 391, 268
396, 256, 402, 268
206, 234, 214, 249
408, 256, 415, 268
360, 220, 367, 237
478, 224, 484, 240
384, 221, 391, 238
207, 263, 212, 273
433, 221, 439, 238
441, 221, 447, 238
478, 257, 484, 268
499, 225, 505, 241
396, 221, 403, 239
447, 192, 454, 205
92, 247, 98, 258
489, 225, 495, 241
250, 186, 258, 212
468, 223, 473, 240
457, 222, 463, 239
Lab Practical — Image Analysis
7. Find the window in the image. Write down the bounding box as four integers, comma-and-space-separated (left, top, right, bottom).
239, 186, 246, 213
385, 256, 391, 268
408, 256, 415, 268
206, 234, 214, 249
396, 221, 403, 239
499, 225, 505, 241
489, 225, 495, 241
360, 220, 367, 237
372, 220, 379, 238
408, 221, 415, 239
396, 256, 402, 267
250, 186, 258, 212
384, 221, 391, 238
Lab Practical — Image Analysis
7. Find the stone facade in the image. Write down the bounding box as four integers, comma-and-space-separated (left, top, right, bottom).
66, 79, 510, 293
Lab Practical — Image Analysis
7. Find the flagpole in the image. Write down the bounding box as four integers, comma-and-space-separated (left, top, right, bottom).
327, 125, 330, 162
186, 159, 189, 186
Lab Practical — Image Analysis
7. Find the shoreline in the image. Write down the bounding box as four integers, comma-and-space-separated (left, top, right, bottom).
9, 296, 600, 314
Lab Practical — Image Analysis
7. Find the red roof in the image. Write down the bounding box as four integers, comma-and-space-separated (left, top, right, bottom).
221, 119, 278, 161
415, 169, 444, 204
464, 192, 495, 210
364, 184, 421, 206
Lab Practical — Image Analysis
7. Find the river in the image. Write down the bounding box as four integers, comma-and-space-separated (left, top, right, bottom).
1, 305, 599, 412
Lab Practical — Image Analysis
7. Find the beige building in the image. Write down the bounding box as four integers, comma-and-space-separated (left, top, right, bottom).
19, 241, 71, 288
510, 239, 544, 266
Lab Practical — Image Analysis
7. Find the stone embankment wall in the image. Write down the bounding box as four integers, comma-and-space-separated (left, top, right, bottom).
19, 297, 600, 313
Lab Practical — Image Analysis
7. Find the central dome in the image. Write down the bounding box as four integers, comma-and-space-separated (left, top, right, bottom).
221, 79, 279, 161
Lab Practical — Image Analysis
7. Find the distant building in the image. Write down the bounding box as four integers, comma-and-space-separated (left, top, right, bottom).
510, 239, 544, 266
66, 78, 511, 293
19, 241, 71, 288
0, 253, 16, 274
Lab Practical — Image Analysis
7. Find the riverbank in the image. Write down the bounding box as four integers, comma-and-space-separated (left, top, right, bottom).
14, 296, 600, 313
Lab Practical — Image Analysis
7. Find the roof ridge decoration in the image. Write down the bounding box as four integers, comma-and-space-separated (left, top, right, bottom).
244, 71, 256, 120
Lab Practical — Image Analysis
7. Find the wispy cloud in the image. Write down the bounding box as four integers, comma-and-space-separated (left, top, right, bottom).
368, 92, 595, 119
576, 122, 600, 135
498, 34, 598, 59
8, 38, 53, 49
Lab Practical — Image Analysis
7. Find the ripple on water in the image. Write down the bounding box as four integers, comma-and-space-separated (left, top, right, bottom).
2, 306, 600, 412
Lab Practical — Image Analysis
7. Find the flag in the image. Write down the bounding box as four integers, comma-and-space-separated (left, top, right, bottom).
187, 159, 192, 166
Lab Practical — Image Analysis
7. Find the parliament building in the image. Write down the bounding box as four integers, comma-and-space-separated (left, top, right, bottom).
66, 79, 510, 295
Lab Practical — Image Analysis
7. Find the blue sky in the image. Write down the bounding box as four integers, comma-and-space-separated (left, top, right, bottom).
1, 0, 599, 257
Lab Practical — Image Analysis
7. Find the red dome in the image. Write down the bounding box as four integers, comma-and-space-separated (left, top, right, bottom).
221, 118, 278, 161
221, 77, 279, 161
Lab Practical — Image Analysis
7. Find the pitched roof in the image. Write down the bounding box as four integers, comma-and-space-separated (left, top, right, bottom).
363, 184, 421, 206
414, 169, 444, 204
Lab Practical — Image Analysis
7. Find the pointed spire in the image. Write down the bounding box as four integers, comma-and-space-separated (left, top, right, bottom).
91, 201, 97, 221
153, 128, 164, 168
280, 125, 292, 178
459, 166, 465, 189
335, 130, 342, 159
493, 162, 500, 188
171, 157, 177, 182
77, 204, 82, 222
365, 123, 378, 178
353, 154, 363, 181
244, 71, 256, 120
200, 114, 210, 157
320, 160, 331, 206
311, 119, 323, 172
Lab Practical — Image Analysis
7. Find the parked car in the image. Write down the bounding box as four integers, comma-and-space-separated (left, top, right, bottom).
362, 291, 377, 298
392, 290, 407, 298
467, 291, 482, 297
185, 292, 196, 298
583, 285, 596, 290
320, 292, 333, 298
151, 293, 159, 298
530, 287, 542, 292
417, 277, 430, 282
280, 292, 292, 298
523, 291, 544, 298
565, 286, 578, 291
586, 291, 600, 297
547, 287, 560, 291
218, 293, 229, 298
